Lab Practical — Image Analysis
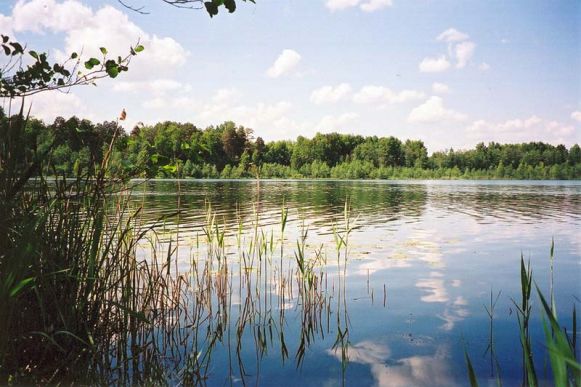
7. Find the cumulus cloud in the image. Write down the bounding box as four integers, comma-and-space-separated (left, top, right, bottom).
418, 55, 451, 73
6, 0, 188, 77
27, 91, 91, 122
212, 88, 241, 104
2, 0, 190, 111
315, 112, 359, 132
266, 49, 301, 78
10, 0, 92, 33
310, 83, 352, 104
466, 116, 578, 145
353, 85, 425, 105
325, 0, 393, 12
454, 41, 476, 69
408, 96, 467, 123
197, 89, 294, 136
432, 82, 450, 94
113, 79, 188, 93
360, 0, 393, 12
142, 95, 197, 110
420, 28, 478, 72
437, 28, 470, 43
571, 111, 581, 122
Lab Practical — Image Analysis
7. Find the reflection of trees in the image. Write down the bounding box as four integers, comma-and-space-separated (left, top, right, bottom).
128, 180, 431, 237
132, 181, 580, 241
425, 183, 581, 224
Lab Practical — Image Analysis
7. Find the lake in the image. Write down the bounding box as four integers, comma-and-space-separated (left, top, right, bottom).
128, 179, 580, 386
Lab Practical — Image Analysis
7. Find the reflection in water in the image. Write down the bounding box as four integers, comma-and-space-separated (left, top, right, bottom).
327, 341, 456, 387
118, 180, 580, 385
130, 180, 581, 238
416, 275, 449, 303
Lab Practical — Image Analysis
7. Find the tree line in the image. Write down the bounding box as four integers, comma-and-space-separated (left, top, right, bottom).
8, 111, 581, 180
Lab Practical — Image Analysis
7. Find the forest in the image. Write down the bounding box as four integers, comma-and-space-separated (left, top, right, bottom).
13, 112, 581, 180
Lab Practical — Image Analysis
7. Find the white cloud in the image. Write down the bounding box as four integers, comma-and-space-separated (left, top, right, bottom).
571, 111, 581, 122
310, 83, 352, 104
315, 112, 359, 132
437, 28, 469, 43
7, 0, 188, 77
353, 85, 425, 105
360, 0, 393, 12
408, 96, 467, 123
325, 0, 360, 11
27, 91, 90, 122
212, 88, 241, 104
466, 116, 578, 145
421, 28, 478, 71
142, 95, 197, 110
142, 97, 166, 109
11, 0, 92, 33
432, 82, 449, 94
197, 89, 293, 136
325, 0, 393, 12
478, 62, 491, 71
266, 49, 301, 78
4, 0, 189, 102
113, 79, 187, 93
419, 55, 451, 73
0, 14, 15, 37
454, 41, 475, 69
0, 0, 196, 126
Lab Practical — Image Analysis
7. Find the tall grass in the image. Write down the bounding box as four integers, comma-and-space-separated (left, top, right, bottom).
465, 254, 581, 387
0, 106, 186, 383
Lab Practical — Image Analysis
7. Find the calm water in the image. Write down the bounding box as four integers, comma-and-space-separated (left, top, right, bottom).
129, 179, 581, 386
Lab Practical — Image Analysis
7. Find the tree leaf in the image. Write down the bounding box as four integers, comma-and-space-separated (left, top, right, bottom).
84, 57, 100, 70
224, 0, 236, 12
205, 2, 219, 17
134, 45, 144, 53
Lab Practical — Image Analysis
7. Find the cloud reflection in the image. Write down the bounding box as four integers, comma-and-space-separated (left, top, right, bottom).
327, 341, 457, 387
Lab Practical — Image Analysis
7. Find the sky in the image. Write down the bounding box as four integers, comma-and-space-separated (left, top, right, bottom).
0, 0, 580, 152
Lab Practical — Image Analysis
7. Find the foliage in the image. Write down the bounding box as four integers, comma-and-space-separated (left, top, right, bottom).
13, 115, 581, 180
0, 35, 141, 98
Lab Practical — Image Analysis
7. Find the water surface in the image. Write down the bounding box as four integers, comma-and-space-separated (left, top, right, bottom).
130, 179, 581, 386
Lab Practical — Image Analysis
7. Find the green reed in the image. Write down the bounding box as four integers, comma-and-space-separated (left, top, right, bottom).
0, 106, 188, 383
465, 252, 580, 387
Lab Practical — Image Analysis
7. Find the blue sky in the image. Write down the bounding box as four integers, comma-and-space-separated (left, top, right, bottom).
1, 0, 579, 151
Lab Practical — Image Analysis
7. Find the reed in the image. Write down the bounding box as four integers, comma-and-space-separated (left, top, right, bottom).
465, 253, 581, 387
